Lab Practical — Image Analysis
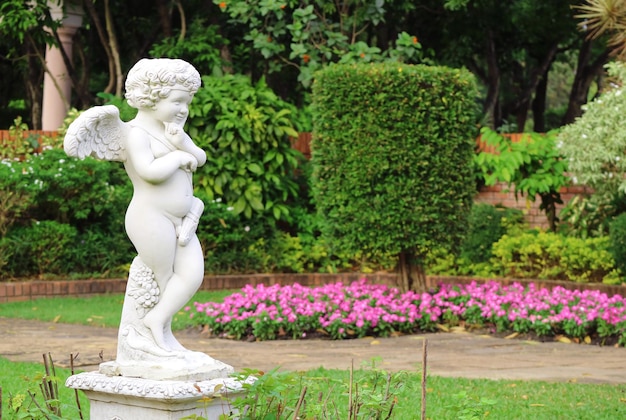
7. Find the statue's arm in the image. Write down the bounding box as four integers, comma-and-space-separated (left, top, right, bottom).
164, 123, 206, 167
126, 127, 196, 183
179, 132, 207, 167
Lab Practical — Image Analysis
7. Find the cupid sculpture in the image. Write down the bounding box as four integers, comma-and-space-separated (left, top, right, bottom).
64, 58, 232, 380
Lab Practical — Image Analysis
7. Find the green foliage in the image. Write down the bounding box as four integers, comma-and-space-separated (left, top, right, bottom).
188, 74, 302, 220
214, 0, 426, 87
474, 128, 569, 231
446, 391, 497, 420
558, 62, 626, 195
0, 0, 59, 45
149, 18, 227, 77
197, 191, 357, 275
96, 93, 138, 122
461, 204, 525, 264
559, 191, 626, 238
3, 354, 86, 420
311, 62, 479, 287
0, 148, 134, 279
224, 364, 409, 419
609, 212, 626, 281
197, 193, 276, 274
491, 231, 615, 283
3, 220, 77, 277
14, 148, 132, 233
0, 117, 39, 159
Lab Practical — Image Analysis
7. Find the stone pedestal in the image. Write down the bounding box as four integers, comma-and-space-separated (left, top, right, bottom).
66, 371, 253, 420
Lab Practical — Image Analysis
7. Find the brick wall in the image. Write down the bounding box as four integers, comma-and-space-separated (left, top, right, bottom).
2, 274, 625, 302
475, 184, 593, 229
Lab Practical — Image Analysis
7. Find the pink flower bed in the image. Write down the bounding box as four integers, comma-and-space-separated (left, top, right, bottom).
187, 279, 626, 345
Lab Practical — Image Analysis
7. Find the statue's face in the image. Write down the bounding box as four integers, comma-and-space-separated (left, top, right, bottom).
152, 87, 193, 126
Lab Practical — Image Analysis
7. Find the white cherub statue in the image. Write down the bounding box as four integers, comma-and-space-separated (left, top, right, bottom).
64, 58, 232, 381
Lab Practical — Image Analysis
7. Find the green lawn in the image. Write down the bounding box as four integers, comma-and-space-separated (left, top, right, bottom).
2, 358, 625, 419
1, 357, 89, 420
0, 289, 235, 329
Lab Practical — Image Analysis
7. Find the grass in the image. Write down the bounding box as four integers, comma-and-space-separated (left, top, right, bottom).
2, 358, 625, 419
2, 290, 626, 419
0, 289, 235, 329
0, 356, 89, 420
298, 368, 626, 419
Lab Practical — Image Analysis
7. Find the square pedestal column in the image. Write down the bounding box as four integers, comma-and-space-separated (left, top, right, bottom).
66, 371, 252, 420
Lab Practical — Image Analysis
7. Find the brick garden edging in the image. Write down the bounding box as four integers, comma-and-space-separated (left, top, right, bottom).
1, 273, 625, 302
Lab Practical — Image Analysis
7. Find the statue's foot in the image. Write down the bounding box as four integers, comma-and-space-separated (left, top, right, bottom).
142, 312, 171, 351
164, 330, 188, 352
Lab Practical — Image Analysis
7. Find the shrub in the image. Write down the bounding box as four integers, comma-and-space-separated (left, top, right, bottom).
197, 193, 275, 274
17, 148, 132, 232
3, 220, 77, 278
558, 62, 626, 196
559, 191, 626, 238
491, 231, 615, 283
609, 212, 626, 280
197, 191, 360, 274
460, 204, 525, 264
311, 62, 479, 290
0, 148, 134, 279
187, 74, 302, 220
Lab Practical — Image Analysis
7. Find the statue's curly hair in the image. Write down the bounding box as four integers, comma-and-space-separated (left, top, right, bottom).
124, 58, 201, 109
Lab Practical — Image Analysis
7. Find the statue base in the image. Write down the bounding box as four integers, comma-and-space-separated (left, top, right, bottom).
66, 371, 253, 419
100, 352, 234, 381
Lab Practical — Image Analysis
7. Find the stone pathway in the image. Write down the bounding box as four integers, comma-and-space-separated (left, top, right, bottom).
1, 317, 625, 384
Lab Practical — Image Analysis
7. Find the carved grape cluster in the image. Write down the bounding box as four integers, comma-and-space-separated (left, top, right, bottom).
128, 258, 160, 311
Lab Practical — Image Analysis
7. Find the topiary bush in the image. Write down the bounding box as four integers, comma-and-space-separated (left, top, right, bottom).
311, 62, 479, 291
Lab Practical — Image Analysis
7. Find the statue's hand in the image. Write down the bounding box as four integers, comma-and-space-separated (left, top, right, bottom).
164, 122, 186, 148
177, 151, 198, 172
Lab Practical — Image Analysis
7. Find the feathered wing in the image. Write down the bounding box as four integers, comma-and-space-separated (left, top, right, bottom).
64, 105, 127, 162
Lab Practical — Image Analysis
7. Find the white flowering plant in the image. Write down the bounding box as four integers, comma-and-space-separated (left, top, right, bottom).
558, 62, 626, 195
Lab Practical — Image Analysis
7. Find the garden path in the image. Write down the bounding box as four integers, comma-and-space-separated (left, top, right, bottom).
1, 317, 624, 384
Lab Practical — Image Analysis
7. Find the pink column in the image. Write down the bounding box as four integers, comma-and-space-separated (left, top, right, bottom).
41, 3, 83, 130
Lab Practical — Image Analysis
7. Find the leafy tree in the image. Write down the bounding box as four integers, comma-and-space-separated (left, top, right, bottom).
411, 0, 609, 130
212, 0, 424, 95
474, 128, 569, 232
0, 0, 66, 128
311, 63, 479, 291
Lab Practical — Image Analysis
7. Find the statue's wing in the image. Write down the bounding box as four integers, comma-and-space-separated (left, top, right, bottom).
64, 105, 127, 162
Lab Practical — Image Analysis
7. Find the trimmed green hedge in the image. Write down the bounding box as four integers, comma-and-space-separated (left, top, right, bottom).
311, 62, 479, 289
491, 231, 617, 283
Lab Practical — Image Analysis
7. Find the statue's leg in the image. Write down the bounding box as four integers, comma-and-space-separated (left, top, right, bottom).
144, 234, 205, 351
125, 207, 180, 351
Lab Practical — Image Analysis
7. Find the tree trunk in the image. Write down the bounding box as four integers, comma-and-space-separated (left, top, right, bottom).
83, 0, 116, 95
155, 0, 173, 38
104, 0, 124, 97
562, 39, 609, 125
398, 251, 426, 292
482, 31, 500, 128
25, 40, 43, 129
503, 43, 559, 131
532, 69, 548, 132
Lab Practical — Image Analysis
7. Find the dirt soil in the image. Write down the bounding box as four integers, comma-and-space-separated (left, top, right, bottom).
2, 317, 625, 384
